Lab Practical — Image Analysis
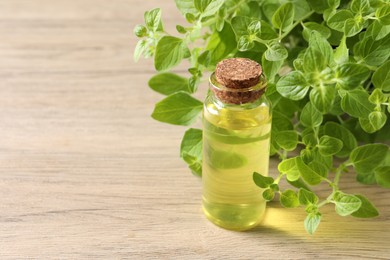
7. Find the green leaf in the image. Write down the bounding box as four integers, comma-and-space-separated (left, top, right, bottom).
262, 189, 275, 201
336, 63, 370, 90
300, 103, 323, 128
151, 92, 203, 126
340, 89, 375, 118
206, 22, 237, 65
237, 35, 255, 51
260, 21, 278, 40
286, 169, 300, 182
155, 36, 190, 71
182, 153, 202, 176
334, 36, 349, 64
304, 213, 321, 235
372, 60, 390, 91
296, 157, 323, 185
278, 158, 300, 182
149, 73, 190, 95
134, 25, 148, 38
308, 31, 333, 65
231, 16, 253, 38
185, 13, 197, 23
310, 86, 335, 113
369, 89, 387, 104
276, 71, 309, 100
265, 40, 288, 61
318, 135, 343, 156
303, 48, 327, 73
307, 0, 330, 13
344, 18, 363, 37
270, 183, 279, 192
176, 25, 187, 34
333, 192, 362, 216
353, 35, 390, 66
356, 171, 377, 185
302, 133, 317, 147
195, 0, 224, 17
248, 20, 261, 35
375, 166, 390, 188
180, 128, 202, 158
376, 5, 390, 25
181, 128, 203, 176
351, 195, 379, 218
272, 3, 294, 32
175, 0, 198, 15
327, 10, 354, 32
302, 22, 331, 42
134, 39, 147, 62
323, 122, 357, 157
368, 115, 388, 135
367, 20, 390, 41
280, 190, 300, 208
293, 0, 312, 20
350, 0, 370, 14
278, 157, 297, 173
299, 188, 319, 205
253, 172, 274, 188
308, 161, 329, 178
350, 144, 389, 173
262, 54, 283, 82
144, 8, 163, 32
275, 130, 298, 151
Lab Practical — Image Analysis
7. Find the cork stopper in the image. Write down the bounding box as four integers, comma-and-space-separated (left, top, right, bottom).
211, 58, 266, 104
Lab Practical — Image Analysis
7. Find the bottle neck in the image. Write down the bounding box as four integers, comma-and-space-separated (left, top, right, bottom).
208, 72, 267, 105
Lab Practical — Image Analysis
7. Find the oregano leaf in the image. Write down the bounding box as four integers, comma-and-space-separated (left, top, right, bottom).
333, 192, 362, 216
350, 144, 389, 173
253, 172, 274, 188
151, 92, 203, 125
272, 3, 294, 32
296, 157, 323, 185
149, 73, 190, 95
318, 135, 343, 156
351, 195, 379, 218
299, 188, 319, 206
276, 71, 309, 100
375, 166, 390, 188
300, 103, 323, 128
155, 36, 190, 71
304, 213, 321, 235
372, 60, 390, 91
280, 190, 300, 208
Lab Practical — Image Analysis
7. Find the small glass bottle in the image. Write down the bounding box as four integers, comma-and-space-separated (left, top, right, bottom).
202, 58, 272, 231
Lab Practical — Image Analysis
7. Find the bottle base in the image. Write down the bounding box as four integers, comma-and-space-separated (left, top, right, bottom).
202, 198, 266, 231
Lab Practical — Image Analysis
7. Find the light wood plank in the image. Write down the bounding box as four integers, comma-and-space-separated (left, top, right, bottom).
0, 0, 389, 259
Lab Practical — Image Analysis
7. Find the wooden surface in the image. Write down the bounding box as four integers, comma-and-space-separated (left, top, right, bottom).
0, 1, 389, 259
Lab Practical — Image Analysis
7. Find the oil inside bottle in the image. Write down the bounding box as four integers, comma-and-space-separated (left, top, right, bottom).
202, 98, 271, 231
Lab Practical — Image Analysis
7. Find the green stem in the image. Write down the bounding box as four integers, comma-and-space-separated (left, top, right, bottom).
276, 150, 286, 160
337, 115, 344, 124
274, 173, 284, 184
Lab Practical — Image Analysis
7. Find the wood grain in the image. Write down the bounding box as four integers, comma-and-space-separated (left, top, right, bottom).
0, 1, 389, 259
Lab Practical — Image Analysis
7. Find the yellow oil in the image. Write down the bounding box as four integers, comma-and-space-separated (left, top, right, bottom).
202, 98, 271, 231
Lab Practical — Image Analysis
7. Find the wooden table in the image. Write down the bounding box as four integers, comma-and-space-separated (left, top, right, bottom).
0, 1, 389, 259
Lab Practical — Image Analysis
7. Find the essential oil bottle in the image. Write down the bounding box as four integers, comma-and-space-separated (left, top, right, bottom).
202, 58, 272, 231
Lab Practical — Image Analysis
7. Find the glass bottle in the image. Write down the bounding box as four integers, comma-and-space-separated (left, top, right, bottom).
202, 58, 272, 231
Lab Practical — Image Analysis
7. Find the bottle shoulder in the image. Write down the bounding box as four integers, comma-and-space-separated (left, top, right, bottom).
204, 94, 272, 130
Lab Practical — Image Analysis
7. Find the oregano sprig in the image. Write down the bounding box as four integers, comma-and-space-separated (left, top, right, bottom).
134, 0, 390, 234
